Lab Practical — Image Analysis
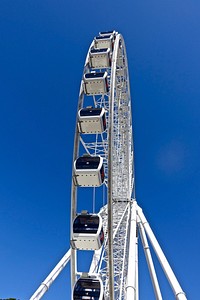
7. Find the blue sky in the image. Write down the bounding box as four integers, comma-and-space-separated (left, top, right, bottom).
0, 0, 199, 299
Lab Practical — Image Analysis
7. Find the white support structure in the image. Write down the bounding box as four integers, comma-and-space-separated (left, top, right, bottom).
126, 201, 137, 299
30, 249, 71, 300
137, 206, 187, 300
137, 216, 163, 300
135, 234, 139, 300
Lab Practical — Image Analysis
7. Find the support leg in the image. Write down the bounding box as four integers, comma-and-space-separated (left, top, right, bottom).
137, 206, 187, 300
30, 249, 71, 300
126, 200, 137, 299
137, 216, 163, 300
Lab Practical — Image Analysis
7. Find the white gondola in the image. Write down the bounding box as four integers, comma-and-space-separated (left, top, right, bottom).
73, 275, 105, 300
74, 155, 104, 187
94, 34, 114, 51
83, 72, 109, 95
89, 48, 111, 69
78, 107, 106, 134
71, 212, 104, 250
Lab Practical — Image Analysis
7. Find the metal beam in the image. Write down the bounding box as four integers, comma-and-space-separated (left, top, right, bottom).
30, 249, 71, 300
126, 201, 137, 299
137, 206, 187, 300
137, 216, 163, 300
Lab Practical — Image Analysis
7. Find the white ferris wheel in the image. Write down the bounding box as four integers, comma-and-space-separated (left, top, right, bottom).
30, 31, 187, 300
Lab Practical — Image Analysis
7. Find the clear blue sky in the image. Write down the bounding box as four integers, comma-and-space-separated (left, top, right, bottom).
0, 0, 199, 299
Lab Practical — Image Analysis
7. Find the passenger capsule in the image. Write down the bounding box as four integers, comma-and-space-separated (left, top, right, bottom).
94, 34, 114, 51
89, 48, 111, 69
73, 276, 105, 300
78, 107, 106, 134
72, 213, 104, 250
83, 72, 109, 95
74, 156, 104, 187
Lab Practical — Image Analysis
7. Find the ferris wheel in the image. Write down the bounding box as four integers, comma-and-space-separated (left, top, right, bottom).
30, 31, 187, 300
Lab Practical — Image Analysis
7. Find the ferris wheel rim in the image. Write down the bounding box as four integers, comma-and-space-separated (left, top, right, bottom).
70, 31, 134, 299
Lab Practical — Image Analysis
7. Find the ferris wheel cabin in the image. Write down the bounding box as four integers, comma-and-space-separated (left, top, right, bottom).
94, 34, 114, 51
83, 72, 109, 95
72, 213, 104, 250
74, 155, 104, 187
78, 107, 106, 134
73, 276, 105, 300
89, 48, 111, 69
